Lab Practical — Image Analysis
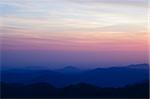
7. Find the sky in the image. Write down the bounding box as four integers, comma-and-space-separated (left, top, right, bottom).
0, 0, 149, 69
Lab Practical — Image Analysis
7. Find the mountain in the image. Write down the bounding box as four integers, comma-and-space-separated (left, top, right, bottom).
59, 81, 149, 98
126, 64, 149, 69
1, 81, 149, 98
56, 66, 82, 74
79, 64, 149, 87
1, 64, 149, 87
1, 82, 57, 98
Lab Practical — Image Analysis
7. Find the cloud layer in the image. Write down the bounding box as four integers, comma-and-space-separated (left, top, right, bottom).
1, 0, 148, 68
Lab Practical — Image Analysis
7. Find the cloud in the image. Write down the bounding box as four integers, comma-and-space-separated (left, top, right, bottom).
1, 0, 148, 51
1, 0, 148, 68
68, 0, 147, 7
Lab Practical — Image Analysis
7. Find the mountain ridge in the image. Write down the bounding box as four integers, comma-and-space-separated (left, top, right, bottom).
1, 64, 149, 87
1, 81, 149, 98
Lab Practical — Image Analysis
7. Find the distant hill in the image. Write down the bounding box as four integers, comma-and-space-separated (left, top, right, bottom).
126, 64, 149, 69
1, 81, 149, 98
56, 66, 82, 74
1, 64, 149, 87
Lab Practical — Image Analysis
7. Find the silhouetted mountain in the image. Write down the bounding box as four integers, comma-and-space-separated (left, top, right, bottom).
1, 81, 149, 98
81, 65, 149, 87
59, 81, 149, 98
56, 66, 82, 74
1, 64, 149, 87
126, 63, 149, 69
1, 82, 57, 98
59, 83, 101, 98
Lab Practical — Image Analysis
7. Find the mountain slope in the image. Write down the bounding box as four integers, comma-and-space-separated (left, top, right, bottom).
1, 64, 149, 87
1, 81, 149, 98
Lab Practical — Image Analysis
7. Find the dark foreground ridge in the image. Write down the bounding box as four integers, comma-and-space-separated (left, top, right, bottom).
1, 81, 149, 98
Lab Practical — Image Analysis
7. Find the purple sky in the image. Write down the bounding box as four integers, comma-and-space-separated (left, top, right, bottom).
1, 0, 148, 69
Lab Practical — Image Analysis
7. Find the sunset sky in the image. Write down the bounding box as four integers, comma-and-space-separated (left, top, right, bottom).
1, 0, 149, 69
